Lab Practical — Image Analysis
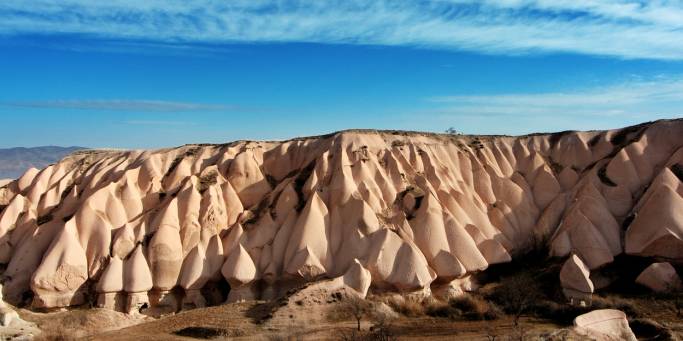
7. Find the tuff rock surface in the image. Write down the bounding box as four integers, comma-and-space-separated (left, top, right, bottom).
0, 120, 682, 312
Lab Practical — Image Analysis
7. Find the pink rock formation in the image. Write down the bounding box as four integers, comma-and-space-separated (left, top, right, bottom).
0, 120, 681, 313
30, 221, 88, 309
222, 244, 257, 302
635, 262, 682, 292
340, 259, 372, 297
96, 256, 124, 310
432, 276, 477, 300
560, 254, 594, 305
573, 309, 637, 341
123, 244, 153, 313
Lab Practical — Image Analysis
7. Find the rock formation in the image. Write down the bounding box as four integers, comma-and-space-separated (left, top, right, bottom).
573, 309, 637, 341
0, 284, 38, 338
635, 262, 682, 293
0, 119, 682, 313
560, 254, 594, 305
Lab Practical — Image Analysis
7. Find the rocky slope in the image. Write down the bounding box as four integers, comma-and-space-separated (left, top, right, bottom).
0, 120, 681, 313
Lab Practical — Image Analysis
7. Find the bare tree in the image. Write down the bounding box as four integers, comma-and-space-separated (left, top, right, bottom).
494, 275, 541, 326
485, 324, 499, 341
340, 295, 373, 331
508, 323, 526, 341
369, 310, 397, 341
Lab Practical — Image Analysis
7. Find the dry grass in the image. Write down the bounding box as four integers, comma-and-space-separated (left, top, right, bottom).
33, 330, 78, 341
339, 327, 398, 341
423, 300, 455, 319
326, 295, 375, 331
592, 295, 640, 316
383, 296, 424, 317
450, 295, 501, 321
424, 295, 501, 321
33, 312, 87, 340
197, 170, 218, 194
379, 293, 502, 322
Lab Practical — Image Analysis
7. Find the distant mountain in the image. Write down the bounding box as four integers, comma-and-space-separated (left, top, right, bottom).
0, 146, 86, 179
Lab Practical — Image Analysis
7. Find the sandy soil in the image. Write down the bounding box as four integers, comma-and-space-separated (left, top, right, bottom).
16, 307, 149, 340
8, 290, 682, 340
84, 301, 567, 341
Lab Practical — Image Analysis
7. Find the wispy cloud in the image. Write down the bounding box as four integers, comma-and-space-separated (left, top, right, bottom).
426, 78, 683, 118
0, 1, 682, 59
124, 120, 197, 126
1, 99, 235, 112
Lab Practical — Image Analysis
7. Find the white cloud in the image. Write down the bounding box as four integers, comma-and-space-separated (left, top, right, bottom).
1, 99, 234, 112
425, 78, 683, 119
0, 1, 682, 59
124, 120, 197, 126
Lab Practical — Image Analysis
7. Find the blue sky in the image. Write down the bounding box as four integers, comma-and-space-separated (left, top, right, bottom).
1, 1, 683, 149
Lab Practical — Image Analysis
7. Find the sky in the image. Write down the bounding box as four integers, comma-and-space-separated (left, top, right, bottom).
1, 1, 683, 149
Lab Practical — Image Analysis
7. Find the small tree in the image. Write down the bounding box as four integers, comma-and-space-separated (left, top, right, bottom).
509, 323, 526, 341
485, 324, 499, 341
370, 307, 398, 341
341, 295, 373, 331
493, 275, 541, 326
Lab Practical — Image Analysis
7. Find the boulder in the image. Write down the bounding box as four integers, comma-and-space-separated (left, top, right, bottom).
573, 309, 636, 341
635, 262, 682, 292
432, 276, 477, 301
0, 284, 36, 332
0, 307, 19, 327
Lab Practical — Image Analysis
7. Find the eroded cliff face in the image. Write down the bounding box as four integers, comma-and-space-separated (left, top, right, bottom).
0, 120, 681, 312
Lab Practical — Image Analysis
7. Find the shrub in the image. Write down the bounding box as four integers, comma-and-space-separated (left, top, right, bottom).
197, 170, 218, 194
449, 295, 500, 321
424, 295, 501, 321
173, 327, 229, 339
340, 327, 398, 341
592, 296, 641, 318
629, 318, 675, 340
424, 300, 460, 319
34, 330, 78, 341
483, 303, 503, 321
527, 300, 590, 325
384, 296, 424, 317
339, 295, 374, 331
487, 274, 542, 325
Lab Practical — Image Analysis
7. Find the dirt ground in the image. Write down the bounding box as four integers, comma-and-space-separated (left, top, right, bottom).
86, 302, 567, 341
16, 307, 149, 340
12, 289, 683, 340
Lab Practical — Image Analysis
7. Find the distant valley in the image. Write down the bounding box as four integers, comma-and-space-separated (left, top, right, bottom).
0, 146, 85, 179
